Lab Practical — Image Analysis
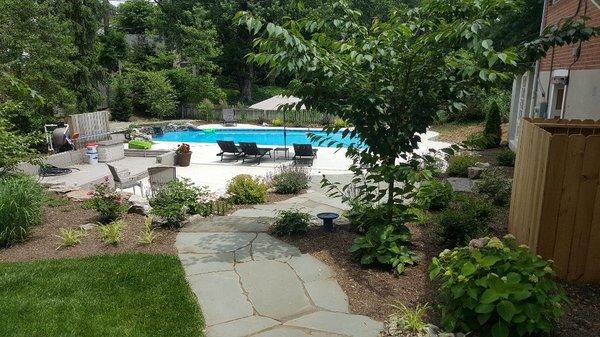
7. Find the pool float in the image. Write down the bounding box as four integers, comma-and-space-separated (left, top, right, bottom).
128, 139, 153, 150
203, 128, 216, 134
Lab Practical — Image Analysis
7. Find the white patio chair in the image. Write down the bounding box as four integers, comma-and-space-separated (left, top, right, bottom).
106, 163, 145, 195
148, 166, 177, 196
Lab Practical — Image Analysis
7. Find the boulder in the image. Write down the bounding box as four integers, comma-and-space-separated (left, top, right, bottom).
467, 166, 487, 179
66, 189, 94, 201
128, 194, 151, 215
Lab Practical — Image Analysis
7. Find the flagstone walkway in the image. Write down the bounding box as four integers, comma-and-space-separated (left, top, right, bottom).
176, 190, 382, 337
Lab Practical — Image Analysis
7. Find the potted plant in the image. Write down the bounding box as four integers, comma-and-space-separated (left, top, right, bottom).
176, 143, 192, 167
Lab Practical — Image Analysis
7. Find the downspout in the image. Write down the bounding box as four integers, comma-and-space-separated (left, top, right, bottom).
530, 0, 549, 118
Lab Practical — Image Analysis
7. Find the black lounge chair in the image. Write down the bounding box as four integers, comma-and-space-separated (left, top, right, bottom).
293, 144, 318, 166
216, 140, 243, 161
239, 142, 272, 164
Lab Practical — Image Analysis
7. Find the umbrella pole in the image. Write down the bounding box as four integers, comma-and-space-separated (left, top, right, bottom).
283, 111, 287, 158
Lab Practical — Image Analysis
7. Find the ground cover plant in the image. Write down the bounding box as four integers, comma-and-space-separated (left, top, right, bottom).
268, 165, 310, 194
0, 174, 43, 247
475, 168, 512, 206
0, 253, 203, 337
272, 209, 312, 237
446, 155, 479, 178
429, 235, 567, 337
496, 149, 516, 167
227, 174, 268, 204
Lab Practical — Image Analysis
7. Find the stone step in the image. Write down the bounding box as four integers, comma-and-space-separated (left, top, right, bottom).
182, 215, 273, 233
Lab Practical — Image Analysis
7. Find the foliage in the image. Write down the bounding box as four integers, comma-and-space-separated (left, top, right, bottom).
271, 118, 284, 126
0, 174, 44, 247
126, 70, 179, 119
268, 165, 310, 194
55, 228, 86, 249
333, 117, 347, 128
176, 143, 191, 154
387, 302, 430, 334
196, 100, 215, 121
437, 195, 494, 248
149, 179, 207, 228
407, 207, 431, 226
413, 178, 453, 211
465, 132, 498, 150
0, 118, 37, 175
226, 174, 268, 204
0, 101, 46, 137
272, 209, 312, 237
138, 217, 158, 245
429, 235, 567, 337
98, 219, 124, 246
86, 181, 128, 224
350, 223, 418, 275
446, 155, 479, 178
252, 85, 287, 103
110, 77, 133, 121
43, 192, 70, 208
475, 168, 512, 206
444, 87, 510, 123
496, 149, 515, 167
115, 0, 157, 34
483, 102, 502, 148
99, 29, 127, 73
0, 253, 204, 336
162, 69, 224, 107
345, 201, 390, 234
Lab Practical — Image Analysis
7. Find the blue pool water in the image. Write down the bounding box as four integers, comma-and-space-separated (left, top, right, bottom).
154, 128, 360, 148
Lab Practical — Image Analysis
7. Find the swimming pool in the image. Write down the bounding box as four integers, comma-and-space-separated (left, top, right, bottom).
154, 128, 360, 148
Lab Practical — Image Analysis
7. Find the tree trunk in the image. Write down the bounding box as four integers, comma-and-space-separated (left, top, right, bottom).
240, 63, 253, 103
386, 157, 396, 221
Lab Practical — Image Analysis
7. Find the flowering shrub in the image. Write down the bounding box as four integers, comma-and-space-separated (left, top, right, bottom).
86, 179, 128, 223
267, 165, 310, 194
429, 235, 567, 337
176, 143, 191, 154
149, 179, 207, 227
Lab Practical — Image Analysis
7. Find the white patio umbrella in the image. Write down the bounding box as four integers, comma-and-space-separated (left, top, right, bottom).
248, 95, 306, 152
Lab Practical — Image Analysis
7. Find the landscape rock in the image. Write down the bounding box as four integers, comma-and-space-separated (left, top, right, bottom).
66, 189, 94, 201
128, 194, 151, 215
79, 223, 96, 231
467, 166, 487, 179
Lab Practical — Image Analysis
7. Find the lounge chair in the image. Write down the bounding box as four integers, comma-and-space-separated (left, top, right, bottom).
148, 166, 177, 196
239, 142, 272, 164
222, 109, 237, 126
293, 144, 318, 166
216, 140, 243, 161
106, 163, 146, 195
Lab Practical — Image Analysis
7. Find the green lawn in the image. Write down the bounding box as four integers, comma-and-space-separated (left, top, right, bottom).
0, 253, 203, 337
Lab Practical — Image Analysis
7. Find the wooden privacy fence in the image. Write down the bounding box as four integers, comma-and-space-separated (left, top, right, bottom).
509, 118, 600, 283
181, 106, 329, 125
64, 110, 111, 148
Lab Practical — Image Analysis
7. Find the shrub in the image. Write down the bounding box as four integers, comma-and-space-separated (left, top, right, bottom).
271, 118, 284, 126
413, 178, 453, 211
55, 228, 86, 249
429, 235, 567, 337
345, 201, 390, 234
149, 179, 206, 227
110, 77, 133, 121
464, 132, 497, 150
268, 165, 310, 194
86, 180, 128, 223
350, 223, 418, 274
496, 149, 515, 167
226, 174, 268, 204
272, 210, 312, 237
333, 117, 347, 128
475, 168, 512, 206
0, 117, 37, 175
98, 220, 124, 245
127, 70, 178, 119
0, 175, 43, 247
483, 102, 502, 148
196, 100, 215, 121
437, 195, 493, 248
446, 155, 479, 177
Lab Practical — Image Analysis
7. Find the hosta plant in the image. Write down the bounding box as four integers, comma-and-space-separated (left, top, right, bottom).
429, 235, 567, 337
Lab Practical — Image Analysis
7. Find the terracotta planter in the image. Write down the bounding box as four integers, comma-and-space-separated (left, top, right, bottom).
177, 152, 192, 167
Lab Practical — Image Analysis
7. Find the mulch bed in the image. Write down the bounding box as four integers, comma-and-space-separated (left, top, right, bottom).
279, 212, 600, 337
0, 196, 177, 263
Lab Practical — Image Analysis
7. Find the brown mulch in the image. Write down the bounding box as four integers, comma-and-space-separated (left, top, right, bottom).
0, 198, 177, 263
226, 190, 305, 215
431, 122, 510, 144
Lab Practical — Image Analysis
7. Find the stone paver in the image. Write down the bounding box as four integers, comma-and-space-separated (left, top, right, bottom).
304, 279, 349, 312
206, 316, 280, 337
179, 253, 234, 275
236, 260, 312, 320
176, 232, 256, 254
177, 190, 382, 337
187, 271, 253, 326
285, 311, 382, 337
253, 326, 346, 337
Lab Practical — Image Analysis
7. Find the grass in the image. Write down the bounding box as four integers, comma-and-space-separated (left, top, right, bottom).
0, 253, 203, 337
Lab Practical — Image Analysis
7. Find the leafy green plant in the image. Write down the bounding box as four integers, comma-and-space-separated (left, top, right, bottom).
429, 235, 567, 337
446, 155, 479, 177
137, 217, 157, 245
196, 100, 215, 121
350, 223, 418, 274
437, 195, 493, 248
345, 201, 389, 234
413, 178, 453, 211
483, 102, 502, 148
55, 228, 86, 249
496, 149, 515, 167
333, 117, 347, 128
149, 179, 208, 227
475, 168, 512, 206
98, 220, 124, 245
268, 165, 310, 194
0, 118, 37, 175
464, 132, 497, 150
110, 77, 133, 121
272, 209, 312, 237
388, 302, 430, 334
271, 118, 284, 126
0, 174, 43, 247
43, 192, 70, 208
407, 207, 431, 225
226, 174, 268, 204
86, 180, 129, 224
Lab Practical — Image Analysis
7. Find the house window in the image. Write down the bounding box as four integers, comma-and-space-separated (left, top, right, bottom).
554, 86, 565, 110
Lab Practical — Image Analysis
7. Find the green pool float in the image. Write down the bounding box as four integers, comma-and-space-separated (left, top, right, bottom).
203, 128, 216, 133
128, 139, 153, 150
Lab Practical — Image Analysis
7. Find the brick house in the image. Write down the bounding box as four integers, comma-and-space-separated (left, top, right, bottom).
508, 0, 600, 149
